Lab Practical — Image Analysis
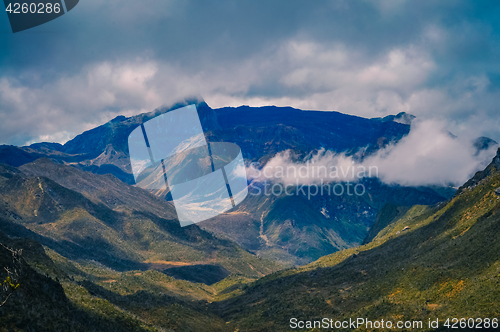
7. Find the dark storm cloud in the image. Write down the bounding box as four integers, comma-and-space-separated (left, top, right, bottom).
1, 1, 489, 74
1, 0, 500, 146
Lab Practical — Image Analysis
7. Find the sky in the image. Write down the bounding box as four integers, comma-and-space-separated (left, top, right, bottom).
1, 0, 500, 150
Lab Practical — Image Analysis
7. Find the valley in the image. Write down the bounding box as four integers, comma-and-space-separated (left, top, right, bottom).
0, 101, 496, 331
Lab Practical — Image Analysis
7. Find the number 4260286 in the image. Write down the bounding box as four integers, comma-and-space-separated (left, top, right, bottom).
443, 318, 498, 329
5, 2, 61, 14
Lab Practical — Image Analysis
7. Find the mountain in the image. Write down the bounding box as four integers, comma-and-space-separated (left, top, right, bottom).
0, 99, 220, 184
210, 148, 500, 331
372, 111, 416, 125
2, 99, 409, 178
0, 99, 456, 266
199, 179, 447, 266
0, 232, 163, 332
202, 105, 452, 265
0, 160, 281, 283
473, 136, 499, 156
3, 148, 498, 331
0, 232, 236, 332
210, 105, 411, 160
1, 101, 498, 330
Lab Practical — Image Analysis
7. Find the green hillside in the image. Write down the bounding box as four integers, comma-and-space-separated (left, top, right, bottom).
0, 157, 282, 331
0, 233, 158, 332
0, 161, 282, 283
212, 150, 500, 331
0, 101, 454, 268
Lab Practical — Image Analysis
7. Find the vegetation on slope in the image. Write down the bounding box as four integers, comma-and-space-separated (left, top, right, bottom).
0, 233, 158, 332
212, 150, 500, 331
0, 161, 282, 284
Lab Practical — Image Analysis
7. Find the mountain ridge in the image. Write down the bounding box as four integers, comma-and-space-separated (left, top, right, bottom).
0, 101, 459, 266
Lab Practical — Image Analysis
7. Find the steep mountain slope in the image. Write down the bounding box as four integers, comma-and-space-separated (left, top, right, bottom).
0, 99, 220, 184
211, 149, 500, 331
1, 99, 408, 181
0, 231, 240, 332
3, 144, 495, 330
200, 179, 448, 266
0, 233, 158, 332
0, 161, 281, 282
18, 158, 177, 218
362, 202, 412, 244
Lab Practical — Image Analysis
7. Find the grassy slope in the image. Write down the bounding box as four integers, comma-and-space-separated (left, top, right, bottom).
212, 154, 500, 331
2, 163, 497, 331
0, 162, 282, 282
2, 150, 495, 331
0, 160, 284, 330
0, 234, 159, 332
1, 232, 240, 332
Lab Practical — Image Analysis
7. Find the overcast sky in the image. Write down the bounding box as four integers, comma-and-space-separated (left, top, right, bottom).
1, 0, 500, 146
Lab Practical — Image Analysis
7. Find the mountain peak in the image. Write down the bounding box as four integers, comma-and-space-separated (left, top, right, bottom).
109, 115, 127, 123
60, 97, 220, 157
473, 136, 498, 155
150, 97, 220, 132
393, 112, 416, 125
372, 112, 415, 125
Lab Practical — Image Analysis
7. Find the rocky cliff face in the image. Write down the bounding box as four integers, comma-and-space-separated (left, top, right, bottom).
456, 147, 500, 195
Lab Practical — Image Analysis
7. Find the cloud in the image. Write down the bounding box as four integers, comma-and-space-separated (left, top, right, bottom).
249, 119, 498, 187
1, 0, 500, 147
364, 120, 497, 186
2, 39, 500, 147
247, 149, 361, 186
0, 61, 163, 145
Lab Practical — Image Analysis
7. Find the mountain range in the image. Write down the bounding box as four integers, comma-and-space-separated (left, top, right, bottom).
0, 99, 464, 266
0, 160, 280, 283
1, 137, 499, 331
1, 99, 499, 331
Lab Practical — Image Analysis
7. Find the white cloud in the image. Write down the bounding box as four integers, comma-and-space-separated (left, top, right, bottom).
1, 38, 499, 148
207, 41, 440, 120
364, 119, 497, 186
0, 61, 164, 144
249, 119, 498, 187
